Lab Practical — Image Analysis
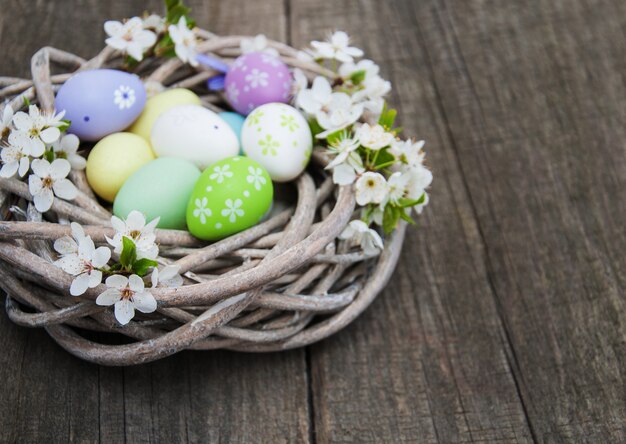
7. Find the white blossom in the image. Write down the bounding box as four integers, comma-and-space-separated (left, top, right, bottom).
28, 158, 77, 212
386, 171, 411, 205
12, 105, 65, 153
108, 210, 159, 260
339, 59, 380, 81
0, 131, 39, 178
104, 17, 157, 61
356, 123, 394, 150
51, 133, 86, 170
390, 139, 425, 167
1, 105, 14, 139
96, 274, 157, 325
240, 34, 279, 57
53, 222, 87, 257
354, 76, 391, 116
339, 220, 383, 255
326, 133, 360, 170
404, 163, 433, 212
55, 236, 111, 296
142, 14, 166, 33
355, 171, 387, 206
297, 77, 363, 136
169, 17, 198, 67
311, 31, 364, 63
292, 68, 309, 97
151, 264, 183, 288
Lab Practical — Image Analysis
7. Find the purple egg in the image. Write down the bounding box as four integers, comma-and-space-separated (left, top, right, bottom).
224, 52, 292, 115
55, 69, 146, 141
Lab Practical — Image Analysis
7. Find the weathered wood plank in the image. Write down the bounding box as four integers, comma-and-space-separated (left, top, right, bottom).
290, 1, 534, 442
0, 1, 310, 443
410, 0, 626, 441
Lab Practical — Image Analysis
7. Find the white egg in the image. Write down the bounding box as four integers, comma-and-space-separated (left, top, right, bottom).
241, 103, 312, 182
151, 104, 239, 170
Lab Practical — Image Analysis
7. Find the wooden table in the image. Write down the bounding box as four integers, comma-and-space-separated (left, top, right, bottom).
1, 0, 624, 442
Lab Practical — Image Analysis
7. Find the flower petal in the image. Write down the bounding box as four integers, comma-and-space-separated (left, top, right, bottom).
0, 162, 18, 178
33, 189, 54, 212
114, 299, 135, 325
60, 133, 79, 153
49, 158, 71, 179
128, 274, 145, 292
30, 158, 50, 177
103, 20, 123, 37
70, 273, 91, 296
126, 210, 146, 231
88, 269, 103, 288
40, 127, 60, 144
54, 254, 83, 275
53, 178, 78, 200
96, 288, 121, 306
18, 157, 29, 177
11, 112, 30, 131
133, 291, 157, 313
54, 235, 78, 255
92, 246, 111, 268
105, 274, 128, 289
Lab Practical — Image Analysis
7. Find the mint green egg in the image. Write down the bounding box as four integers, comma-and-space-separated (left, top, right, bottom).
114, 157, 201, 229
186, 156, 273, 240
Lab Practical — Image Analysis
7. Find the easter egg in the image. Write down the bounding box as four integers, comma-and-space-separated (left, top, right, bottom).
186, 156, 273, 240
55, 69, 146, 141
86, 133, 155, 202
241, 103, 312, 182
151, 105, 239, 170
128, 88, 201, 141
114, 157, 201, 230
224, 52, 292, 115
218, 111, 246, 147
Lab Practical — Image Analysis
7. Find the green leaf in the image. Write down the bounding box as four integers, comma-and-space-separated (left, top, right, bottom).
399, 209, 416, 225
325, 129, 345, 145
350, 69, 367, 85
372, 148, 395, 169
167, 4, 190, 23
378, 102, 397, 130
132, 258, 158, 277
154, 34, 176, 57
120, 236, 137, 269
22, 96, 31, 107
108, 263, 122, 272
43, 149, 55, 163
308, 118, 324, 138
382, 205, 401, 235
165, 0, 180, 10
58, 119, 71, 132
398, 194, 425, 208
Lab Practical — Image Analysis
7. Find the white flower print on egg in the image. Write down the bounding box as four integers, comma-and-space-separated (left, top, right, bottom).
245, 68, 269, 88
210, 164, 233, 183
221, 198, 244, 223
193, 197, 212, 224
226, 83, 240, 104
246, 166, 267, 191
114, 85, 136, 110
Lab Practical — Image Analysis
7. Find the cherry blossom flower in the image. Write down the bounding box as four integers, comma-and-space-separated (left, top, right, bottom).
104, 17, 157, 61
51, 133, 86, 170
291, 68, 309, 97
404, 163, 433, 215
1, 105, 14, 139
28, 158, 77, 212
169, 17, 198, 67
107, 210, 159, 260
311, 31, 364, 63
386, 171, 411, 205
339, 220, 383, 255
390, 139, 425, 167
12, 105, 65, 154
151, 265, 183, 288
142, 14, 166, 33
354, 76, 391, 116
240, 34, 280, 57
355, 171, 387, 206
0, 131, 40, 178
96, 274, 157, 325
53, 222, 88, 257
339, 59, 380, 81
55, 236, 111, 296
356, 123, 394, 150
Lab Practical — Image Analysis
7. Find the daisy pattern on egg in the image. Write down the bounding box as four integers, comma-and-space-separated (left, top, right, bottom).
224, 52, 293, 115
186, 156, 273, 241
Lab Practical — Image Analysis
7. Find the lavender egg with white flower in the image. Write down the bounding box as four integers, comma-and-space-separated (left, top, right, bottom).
241, 103, 312, 182
224, 52, 292, 115
55, 69, 146, 141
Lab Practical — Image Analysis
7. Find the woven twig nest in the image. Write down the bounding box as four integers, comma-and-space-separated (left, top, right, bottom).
0, 31, 407, 366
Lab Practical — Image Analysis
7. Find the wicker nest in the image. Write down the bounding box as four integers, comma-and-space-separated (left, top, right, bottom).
0, 31, 406, 366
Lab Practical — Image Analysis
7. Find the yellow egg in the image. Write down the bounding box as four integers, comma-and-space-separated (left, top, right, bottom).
128, 88, 201, 141
86, 133, 155, 202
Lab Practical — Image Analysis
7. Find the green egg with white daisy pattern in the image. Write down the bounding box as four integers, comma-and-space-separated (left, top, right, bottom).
186, 156, 273, 240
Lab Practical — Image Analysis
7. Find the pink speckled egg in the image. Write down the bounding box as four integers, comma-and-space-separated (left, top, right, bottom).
224, 52, 292, 115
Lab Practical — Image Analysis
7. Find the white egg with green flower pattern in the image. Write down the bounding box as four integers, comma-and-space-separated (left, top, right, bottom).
186, 156, 273, 240
241, 103, 312, 182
